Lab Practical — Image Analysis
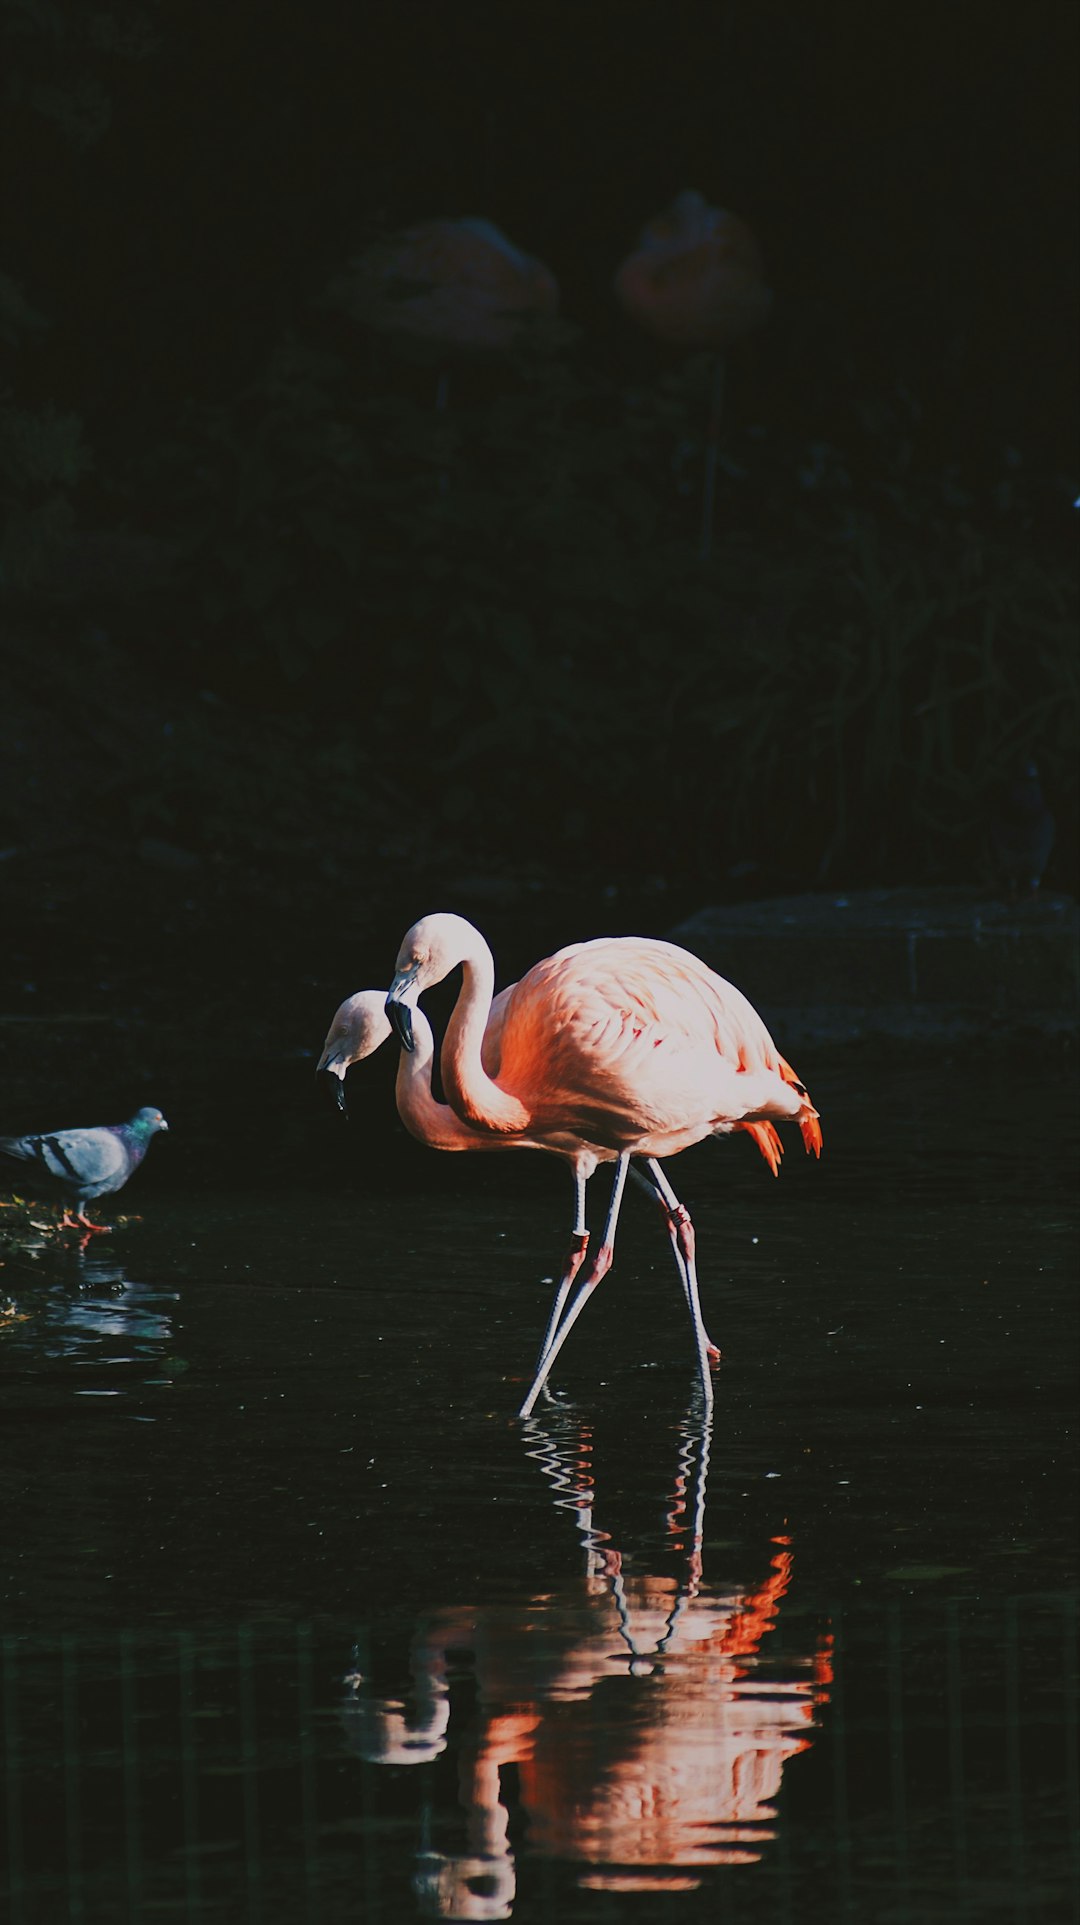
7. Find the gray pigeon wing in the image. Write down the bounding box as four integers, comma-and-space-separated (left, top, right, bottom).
37, 1128, 130, 1196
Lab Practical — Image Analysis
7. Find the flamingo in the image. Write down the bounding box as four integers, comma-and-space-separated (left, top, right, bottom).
334, 214, 560, 491
317, 989, 780, 1378
613, 190, 771, 558
343, 217, 559, 353
613, 191, 771, 352
384, 915, 821, 1416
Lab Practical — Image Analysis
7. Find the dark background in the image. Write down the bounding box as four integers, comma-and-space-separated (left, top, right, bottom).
1, 0, 1077, 921
0, 29, 1077, 1919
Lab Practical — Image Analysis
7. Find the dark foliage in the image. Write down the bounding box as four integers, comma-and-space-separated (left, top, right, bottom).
1, 0, 1076, 895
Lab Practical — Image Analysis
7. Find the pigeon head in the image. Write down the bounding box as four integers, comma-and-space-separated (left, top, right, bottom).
129, 1107, 169, 1138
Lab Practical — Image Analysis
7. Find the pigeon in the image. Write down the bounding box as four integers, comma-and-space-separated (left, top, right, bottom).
987, 760, 1056, 898
0, 1106, 168, 1232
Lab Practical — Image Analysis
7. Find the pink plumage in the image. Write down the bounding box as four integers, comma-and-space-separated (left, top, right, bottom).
384, 915, 820, 1416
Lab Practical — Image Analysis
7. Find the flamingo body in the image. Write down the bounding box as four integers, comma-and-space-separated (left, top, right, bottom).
317, 982, 783, 1396
614, 190, 771, 350
347, 217, 558, 351
319, 985, 790, 1173
394, 916, 819, 1159
486, 935, 816, 1156
385, 915, 820, 1413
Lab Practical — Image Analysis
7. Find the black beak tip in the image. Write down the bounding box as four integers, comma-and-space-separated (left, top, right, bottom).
318, 1065, 349, 1114
386, 998, 415, 1052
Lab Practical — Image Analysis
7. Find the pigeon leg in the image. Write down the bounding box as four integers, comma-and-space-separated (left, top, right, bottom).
62, 1209, 110, 1235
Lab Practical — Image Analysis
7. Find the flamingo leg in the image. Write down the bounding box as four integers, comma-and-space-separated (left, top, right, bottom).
535, 1159, 649, 1383
534, 1169, 590, 1372
642, 1158, 716, 1408
518, 1154, 631, 1418
623, 1155, 716, 1355
629, 1161, 693, 1314
629, 1162, 720, 1361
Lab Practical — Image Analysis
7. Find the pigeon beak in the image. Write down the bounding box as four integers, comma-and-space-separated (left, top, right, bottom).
385, 974, 417, 1053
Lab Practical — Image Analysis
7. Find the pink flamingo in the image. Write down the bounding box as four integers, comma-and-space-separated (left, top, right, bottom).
338, 214, 559, 487
317, 992, 790, 1391
614, 191, 771, 352
344, 217, 558, 353
384, 915, 821, 1416
614, 190, 771, 558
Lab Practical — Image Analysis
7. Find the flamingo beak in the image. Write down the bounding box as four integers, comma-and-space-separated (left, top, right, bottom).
385, 974, 417, 1053
317, 1052, 350, 1112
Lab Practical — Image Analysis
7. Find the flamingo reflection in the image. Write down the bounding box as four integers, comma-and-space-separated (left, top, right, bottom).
343, 1407, 831, 1914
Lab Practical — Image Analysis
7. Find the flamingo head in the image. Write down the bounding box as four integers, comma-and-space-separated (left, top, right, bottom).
316, 991, 393, 1109
386, 912, 482, 1050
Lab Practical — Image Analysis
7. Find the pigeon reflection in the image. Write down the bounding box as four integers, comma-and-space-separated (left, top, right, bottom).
342, 1405, 832, 1916
37, 1246, 176, 1360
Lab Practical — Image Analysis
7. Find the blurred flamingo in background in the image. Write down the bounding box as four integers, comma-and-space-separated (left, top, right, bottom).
384, 914, 820, 1415
345, 217, 559, 352
318, 988, 789, 1387
334, 215, 559, 487
614, 190, 771, 557
615, 191, 771, 350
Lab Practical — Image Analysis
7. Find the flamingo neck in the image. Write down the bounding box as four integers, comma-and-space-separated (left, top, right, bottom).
441, 940, 530, 1135
394, 1017, 478, 1152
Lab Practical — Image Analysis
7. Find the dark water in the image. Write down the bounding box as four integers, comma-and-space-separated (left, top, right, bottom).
1, 1050, 1077, 1921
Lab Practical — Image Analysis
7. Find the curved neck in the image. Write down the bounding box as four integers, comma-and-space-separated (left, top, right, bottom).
441, 934, 531, 1135
394, 1013, 486, 1152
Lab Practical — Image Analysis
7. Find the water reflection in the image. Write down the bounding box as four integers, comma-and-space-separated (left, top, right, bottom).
1, 1242, 177, 1369
342, 1404, 832, 1916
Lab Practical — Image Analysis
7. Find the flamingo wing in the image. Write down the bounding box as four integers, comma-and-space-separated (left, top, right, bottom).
490, 938, 784, 1147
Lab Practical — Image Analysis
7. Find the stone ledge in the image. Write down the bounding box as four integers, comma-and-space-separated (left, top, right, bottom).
667, 889, 1079, 1045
